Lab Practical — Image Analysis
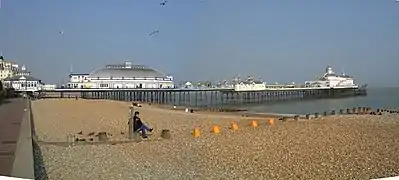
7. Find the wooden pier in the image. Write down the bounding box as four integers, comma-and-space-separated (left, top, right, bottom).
38, 87, 366, 108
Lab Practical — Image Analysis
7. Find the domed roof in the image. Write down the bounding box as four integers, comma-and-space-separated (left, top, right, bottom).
89, 62, 168, 79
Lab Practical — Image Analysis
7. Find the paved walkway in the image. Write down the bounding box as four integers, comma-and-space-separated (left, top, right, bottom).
0, 99, 27, 176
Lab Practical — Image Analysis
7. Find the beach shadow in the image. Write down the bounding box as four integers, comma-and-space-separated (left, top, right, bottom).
29, 100, 49, 180
33, 140, 49, 180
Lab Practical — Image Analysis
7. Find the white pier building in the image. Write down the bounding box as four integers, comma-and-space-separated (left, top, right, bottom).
305, 65, 357, 88
68, 61, 174, 89
232, 65, 358, 92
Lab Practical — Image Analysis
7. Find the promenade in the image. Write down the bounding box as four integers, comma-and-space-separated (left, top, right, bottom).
0, 99, 27, 176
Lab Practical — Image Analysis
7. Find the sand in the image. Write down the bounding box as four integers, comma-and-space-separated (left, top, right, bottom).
31, 99, 399, 180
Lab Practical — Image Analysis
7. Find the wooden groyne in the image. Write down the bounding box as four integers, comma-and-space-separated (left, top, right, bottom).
38, 87, 366, 108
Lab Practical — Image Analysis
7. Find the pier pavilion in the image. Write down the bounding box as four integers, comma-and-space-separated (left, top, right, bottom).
68, 61, 174, 89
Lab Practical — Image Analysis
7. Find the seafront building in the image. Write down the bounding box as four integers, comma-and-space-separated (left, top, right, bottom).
0, 56, 44, 92
68, 61, 174, 89
0, 56, 19, 80
305, 65, 356, 88
3, 75, 42, 92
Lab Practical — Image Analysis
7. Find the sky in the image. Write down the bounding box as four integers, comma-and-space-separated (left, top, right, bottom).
0, 0, 398, 86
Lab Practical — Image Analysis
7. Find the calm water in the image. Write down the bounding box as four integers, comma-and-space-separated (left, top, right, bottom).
245, 87, 399, 114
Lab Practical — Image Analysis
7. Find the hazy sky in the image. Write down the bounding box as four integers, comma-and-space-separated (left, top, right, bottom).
0, 0, 398, 86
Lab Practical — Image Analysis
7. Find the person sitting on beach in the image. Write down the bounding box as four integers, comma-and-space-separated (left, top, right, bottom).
132, 111, 153, 138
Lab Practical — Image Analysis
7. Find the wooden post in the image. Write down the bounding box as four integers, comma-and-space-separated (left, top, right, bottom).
331, 110, 336, 115
98, 132, 108, 142
129, 105, 135, 139
161, 129, 171, 139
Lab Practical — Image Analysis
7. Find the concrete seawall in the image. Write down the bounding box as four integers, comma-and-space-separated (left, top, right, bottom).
10, 99, 34, 179
0, 99, 35, 179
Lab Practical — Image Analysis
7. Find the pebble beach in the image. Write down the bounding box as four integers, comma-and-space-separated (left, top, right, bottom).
31, 99, 399, 180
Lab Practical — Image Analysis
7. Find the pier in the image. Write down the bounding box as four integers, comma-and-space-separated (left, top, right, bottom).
38, 87, 366, 108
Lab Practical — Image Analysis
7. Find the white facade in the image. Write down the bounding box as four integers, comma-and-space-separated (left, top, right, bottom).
86, 78, 174, 89
67, 61, 174, 89
68, 74, 90, 88
0, 56, 29, 80
182, 81, 194, 89
0, 58, 19, 80
3, 75, 42, 92
15, 65, 31, 76
305, 65, 356, 88
234, 82, 267, 91
42, 84, 57, 90
0, 68, 13, 80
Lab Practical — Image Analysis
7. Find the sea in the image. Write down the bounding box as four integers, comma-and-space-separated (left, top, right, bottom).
244, 87, 399, 115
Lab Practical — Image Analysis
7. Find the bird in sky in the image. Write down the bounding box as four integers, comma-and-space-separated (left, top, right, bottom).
160, 0, 167, 6
149, 29, 160, 36
59, 31, 64, 35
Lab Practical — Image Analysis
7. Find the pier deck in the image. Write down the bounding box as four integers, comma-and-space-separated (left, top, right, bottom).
38, 87, 366, 107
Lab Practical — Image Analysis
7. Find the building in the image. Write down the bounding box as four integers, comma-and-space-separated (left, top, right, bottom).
14, 65, 31, 76
42, 84, 57, 90
68, 73, 90, 88
0, 56, 42, 92
0, 56, 20, 80
305, 65, 356, 88
183, 81, 194, 89
234, 81, 267, 91
68, 61, 174, 89
2, 75, 43, 92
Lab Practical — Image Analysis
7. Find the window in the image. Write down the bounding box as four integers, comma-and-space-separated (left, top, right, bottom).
100, 84, 109, 88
